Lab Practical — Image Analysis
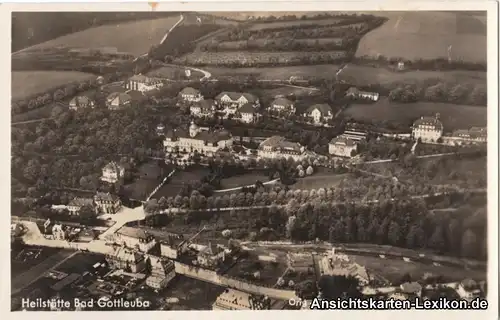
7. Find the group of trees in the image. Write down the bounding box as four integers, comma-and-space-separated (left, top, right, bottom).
354, 55, 486, 72
388, 81, 486, 106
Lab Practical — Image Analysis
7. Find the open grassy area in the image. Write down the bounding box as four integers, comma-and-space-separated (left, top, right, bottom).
11, 246, 64, 277
350, 254, 486, 284
338, 64, 486, 87
205, 64, 341, 80
146, 65, 204, 80
356, 11, 486, 63
154, 168, 210, 198
123, 179, 161, 201
54, 252, 106, 274
219, 173, 269, 189
12, 71, 95, 100
344, 98, 487, 131
290, 173, 351, 190
24, 16, 182, 56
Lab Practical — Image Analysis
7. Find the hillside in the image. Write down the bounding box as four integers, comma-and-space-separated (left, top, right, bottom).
355, 11, 486, 63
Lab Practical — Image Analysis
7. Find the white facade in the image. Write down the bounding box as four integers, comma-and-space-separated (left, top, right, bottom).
101, 162, 125, 184
180, 87, 204, 102
126, 77, 163, 93
257, 136, 306, 162
329, 138, 358, 158
114, 227, 157, 253
240, 112, 255, 123
412, 116, 444, 143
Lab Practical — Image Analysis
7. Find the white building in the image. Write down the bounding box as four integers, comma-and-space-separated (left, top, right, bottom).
190, 99, 215, 117
114, 227, 156, 253
456, 279, 481, 300
126, 75, 163, 92
94, 192, 121, 215
318, 248, 370, 285
179, 87, 204, 102
345, 87, 380, 102
101, 161, 125, 184
164, 122, 233, 157
451, 127, 487, 145
412, 114, 443, 143
67, 198, 95, 216
106, 92, 132, 110
269, 97, 295, 115
145, 256, 176, 290
52, 224, 68, 240
215, 91, 259, 108
303, 104, 333, 124
69, 96, 95, 110
105, 247, 146, 273
237, 103, 258, 123
257, 136, 306, 161
160, 236, 189, 260
213, 289, 271, 310
197, 242, 226, 267
329, 137, 358, 158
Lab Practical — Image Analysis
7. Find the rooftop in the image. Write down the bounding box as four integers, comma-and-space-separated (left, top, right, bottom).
272, 97, 294, 107
108, 247, 144, 263
329, 136, 357, 147
103, 161, 124, 173
238, 103, 256, 114
106, 92, 132, 105
413, 115, 443, 131
117, 226, 154, 241
68, 197, 94, 207
259, 136, 303, 152
215, 91, 258, 103
180, 86, 201, 95
306, 103, 332, 115
94, 192, 119, 202
69, 95, 94, 107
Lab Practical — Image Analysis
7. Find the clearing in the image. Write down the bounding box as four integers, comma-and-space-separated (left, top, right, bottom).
356, 11, 486, 63
338, 64, 486, 87
147, 65, 204, 80
344, 98, 487, 131
154, 168, 210, 198
23, 17, 182, 56
12, 70, 95, 100
290, 173, 351, 190
219, 173, 269, 190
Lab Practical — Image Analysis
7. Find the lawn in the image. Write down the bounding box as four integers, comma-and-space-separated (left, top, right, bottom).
54, 252, 106, 274
123, 179, 161, 201
154, 168, 210, 198
344, 98, 487, 131
356, 11, 486, 63
349, 254, 486, 284
205, 64, 342, 80
219, 173, 269, 190
12, 70, 95, 100
290, 173, 351, 190
338, 64, 486, 87
24, 16, 182, 56
146, 65, 204, 80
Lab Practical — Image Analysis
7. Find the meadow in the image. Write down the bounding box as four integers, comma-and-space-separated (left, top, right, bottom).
356, 11, 486, 63
344, 98, 487, 131
12, 70, 95, 100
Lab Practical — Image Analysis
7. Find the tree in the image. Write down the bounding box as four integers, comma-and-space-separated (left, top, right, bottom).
79, 205, 95, 221
318, 275, 362, 299
428, 225, 446, 252
285, 198, 299, 216
461, 228, 479, 258
387, 221, 402, 246
306, 166, 314, 175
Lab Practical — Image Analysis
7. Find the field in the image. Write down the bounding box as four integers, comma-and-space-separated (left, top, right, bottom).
356, 11, 486, 63
216, 38, 344, 51
12, 71, 95, 100
123, 179, 161, 201
146, 65, 204, 80
205, 64, 339, 80
23, 17, 182, 56
219, 173, 269, 189
350, 254, 486, 284
179, 51, 347, 66
11, 246, 63, 277
344, 98, 487, 131
247, 18, 344, 31
338, 64, 486, 87
205, 12, 330, 21
290, 173, 351, 190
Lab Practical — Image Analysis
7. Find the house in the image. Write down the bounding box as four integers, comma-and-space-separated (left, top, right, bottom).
164, 122, 233, 157
329, 137, 358, 158
257, 136, 306, 161
412, 114, 443, 143
67, 198, 95, 216
451, 127, 487, 144
145, 256, 176, 290
237, 103, 258, 123
400, 282, 422, 297
125, 74, 163, 92
69, 95, 95, 110
269, 97, 295, 115
101, 161, 125, 184
179, 87, 203, 102
345, 87, 380, 102
190, 99, 215, 117
215, 92, 259, 108
114, 226, 156, 253
106, 92, 132, 110
303, 104, 333, 124
94, 192, 122, 215
105, 247, 146, 273
160, 235, 189, 259
52, 224, 69, 240
212, 289, 271, 310
197, 242, 226, 267
456, 279, 481, 300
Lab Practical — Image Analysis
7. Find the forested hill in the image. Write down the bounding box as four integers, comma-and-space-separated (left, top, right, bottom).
12, 12, 179, 52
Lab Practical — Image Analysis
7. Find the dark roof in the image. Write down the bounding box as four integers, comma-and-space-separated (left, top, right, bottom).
238, 103, 255, 114
306, 103, 332, 114
461, 278, 478, 290
271, 97, 294, 107
199, 242, 224, 256
192, 99, 214, 111
168, 127, 231, 143
69, 95, 94, 107
413, 116, 443, 131
68, 198, 94, 207
129, 74, 161, 85
106, 92, 132, 105
127, 90, 146, 101
94, 192, 119, 202
180, 87, 200, 95
117, 226, 154, 241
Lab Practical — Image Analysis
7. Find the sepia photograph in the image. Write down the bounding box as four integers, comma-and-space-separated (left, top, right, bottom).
7, 2, 497, 316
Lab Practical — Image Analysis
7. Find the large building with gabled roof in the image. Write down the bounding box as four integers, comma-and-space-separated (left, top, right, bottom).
412, 114, 443, 143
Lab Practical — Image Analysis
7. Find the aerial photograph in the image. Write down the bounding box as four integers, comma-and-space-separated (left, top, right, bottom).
11, 10, 488, 311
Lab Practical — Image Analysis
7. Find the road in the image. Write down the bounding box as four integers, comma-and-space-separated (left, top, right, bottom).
364, 152, 456, 164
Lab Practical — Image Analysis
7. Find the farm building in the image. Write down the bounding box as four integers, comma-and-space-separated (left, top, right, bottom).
69, 95, 95, 110
303, 104, 333, 124
269, 97, 296, 115
257, 136, 306, 161
412, 114, 443, 143
125, 74, 163, 93
179, 87, 204, 102
163, 122, 233, 157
